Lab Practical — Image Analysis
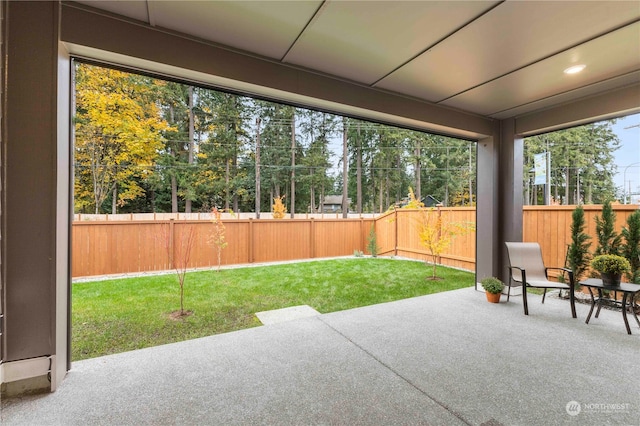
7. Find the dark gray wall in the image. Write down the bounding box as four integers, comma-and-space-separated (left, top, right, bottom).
498, 119, 524, 283
3, 1, 59, 362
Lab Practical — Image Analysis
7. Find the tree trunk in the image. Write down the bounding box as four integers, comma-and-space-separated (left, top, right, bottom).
396, 153, 402, 204
356, 122, 362, 214
232, 99, 239, 213
468, 143, 473, 205
255, 118, 261, 218
310, 185, 315, 213
415, 142, 421, 202
185, 86, 194, 213
444, 146, 450, 206
111, 184, 117, 215
169, 104, 179, 214
225, 160, 230, 210
564, 167, 570, 205
575, 170, 581, 204
171, 175, 178, 213
385, 175, 390, 209
290, 111, 296, 218
151, 189, 156, 213
342, 117, 349, 218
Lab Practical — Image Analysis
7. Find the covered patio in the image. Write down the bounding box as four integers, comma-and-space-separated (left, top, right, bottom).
1, 0, 639, 404
3, 289, 638, 424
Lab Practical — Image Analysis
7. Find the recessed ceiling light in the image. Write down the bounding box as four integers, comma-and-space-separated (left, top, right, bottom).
564, 64, 586, 74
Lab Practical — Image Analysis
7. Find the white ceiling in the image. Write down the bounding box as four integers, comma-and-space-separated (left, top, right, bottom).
75, 0, 640, 120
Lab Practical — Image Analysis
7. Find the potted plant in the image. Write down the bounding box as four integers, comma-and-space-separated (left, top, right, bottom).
481, 277, 504, 303
590, 254, 631, 287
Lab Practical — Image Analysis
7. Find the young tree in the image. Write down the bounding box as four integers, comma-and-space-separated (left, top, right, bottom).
621, 210, 640, 283
272, 196, 287, 219
209, 207, 229, 271
567, 205, 591, 280
416, 206, 474, 279
160, 222, 196, 317
594, 200, 622, 256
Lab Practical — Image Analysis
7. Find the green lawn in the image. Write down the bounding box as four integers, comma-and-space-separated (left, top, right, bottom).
72, 258, 474, 360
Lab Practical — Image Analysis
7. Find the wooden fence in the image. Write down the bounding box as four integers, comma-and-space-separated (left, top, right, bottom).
523, 205, 639, 272
72, 218, 373, 278
373, 207, 476, 271
72, 205, 640, 278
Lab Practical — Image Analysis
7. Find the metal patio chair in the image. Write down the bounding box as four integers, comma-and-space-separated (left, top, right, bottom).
505, 242, 577, 318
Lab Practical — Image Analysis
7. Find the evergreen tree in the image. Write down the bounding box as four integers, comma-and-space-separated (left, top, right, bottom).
621, 210, 640, 283
524, 121, 620, 205
299, 110, 335, 212
594, 200, 622, 256
567, 205, 591, 280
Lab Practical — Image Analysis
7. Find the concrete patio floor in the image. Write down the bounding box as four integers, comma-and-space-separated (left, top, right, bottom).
2, 286, 639, 425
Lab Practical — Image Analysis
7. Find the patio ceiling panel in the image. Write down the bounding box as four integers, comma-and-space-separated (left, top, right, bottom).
281, 1, 498, 85
144, 0, 323, 60
375, 1, 640, 106
493, 71, 640, 122
441, 23, 640, 116
72, 0, 149, 22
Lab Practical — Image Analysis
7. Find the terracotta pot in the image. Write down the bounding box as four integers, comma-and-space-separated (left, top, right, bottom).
601, 272, 621, 287
486, 292, 501, 303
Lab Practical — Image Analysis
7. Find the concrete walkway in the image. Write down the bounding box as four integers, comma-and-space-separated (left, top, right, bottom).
2, 287, 639, 425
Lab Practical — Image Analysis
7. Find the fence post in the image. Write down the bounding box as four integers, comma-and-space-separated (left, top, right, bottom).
437, 206, 442, 265
169, 219, 175, 270
394, 208, 398, 256
310, 218, 315, 258
248, 218, 254, 263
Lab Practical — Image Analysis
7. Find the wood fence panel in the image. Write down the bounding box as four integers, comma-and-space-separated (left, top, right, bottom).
251, 220, 312, 263
314, 220, 372, 258
374, 211, 397, 256
393, 208, 475, 271
443, 208, 476, 270
72, 221, 170, 277
220, 221, 251, 266
395, 209, 425, 263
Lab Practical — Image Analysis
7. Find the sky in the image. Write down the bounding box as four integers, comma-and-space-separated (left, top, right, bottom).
612, 113, 640, 202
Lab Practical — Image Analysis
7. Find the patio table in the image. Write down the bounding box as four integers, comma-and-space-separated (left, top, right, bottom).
580, 278, 640, 335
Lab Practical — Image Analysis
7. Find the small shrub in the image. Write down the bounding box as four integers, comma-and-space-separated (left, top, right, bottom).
591, 254, 631, 275
481, 277, 504, 294
367, 225, 378, 257
353, 250, 364, 257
